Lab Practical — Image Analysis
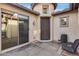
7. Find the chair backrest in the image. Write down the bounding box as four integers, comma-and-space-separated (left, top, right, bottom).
72, 39, 79, 52
61, 34, 68, 43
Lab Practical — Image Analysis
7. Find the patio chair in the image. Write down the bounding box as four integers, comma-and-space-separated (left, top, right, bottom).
62, 39, 79, 53
58, 34, 68, 43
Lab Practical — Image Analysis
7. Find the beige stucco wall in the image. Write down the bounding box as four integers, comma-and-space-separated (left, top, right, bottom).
0, 3, 38, 43
77, 8, 79, 39
33, 3, 54, 16
33, 16, 40, 41
33, 3, 54, 42
53, 10, 78, 42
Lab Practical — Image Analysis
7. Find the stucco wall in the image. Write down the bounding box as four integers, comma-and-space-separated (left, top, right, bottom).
33, 3, 54, 16
33, 3, 54, 42
53, 10, 78, 42
0, 3, 38, 43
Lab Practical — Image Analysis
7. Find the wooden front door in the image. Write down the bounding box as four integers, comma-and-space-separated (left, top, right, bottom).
41, 17, 50, 40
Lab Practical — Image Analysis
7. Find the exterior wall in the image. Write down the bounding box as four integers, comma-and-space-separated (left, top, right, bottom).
34, 16, 40, 42
53, 10, 78, 42
33, 3, 54, 42
77, 7, 79, 39
0, 3, 38, 46
33, 3, 54, 16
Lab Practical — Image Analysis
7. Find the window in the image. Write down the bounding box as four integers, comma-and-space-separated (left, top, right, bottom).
60, 16, 69, 27
43, 5, 49, 14
43, 8, 48, 14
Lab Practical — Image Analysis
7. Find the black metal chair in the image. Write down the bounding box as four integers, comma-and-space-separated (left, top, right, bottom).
62, 39, 79, 53
58, 34, 68, 43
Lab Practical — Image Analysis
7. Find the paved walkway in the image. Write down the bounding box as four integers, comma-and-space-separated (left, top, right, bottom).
0, 42, 77, 56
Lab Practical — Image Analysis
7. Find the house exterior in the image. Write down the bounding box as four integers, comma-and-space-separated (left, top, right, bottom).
0, 3, 79, 53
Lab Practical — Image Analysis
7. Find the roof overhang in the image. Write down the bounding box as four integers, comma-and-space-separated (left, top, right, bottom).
9, 3, 40, 16
52, 3, 79, 16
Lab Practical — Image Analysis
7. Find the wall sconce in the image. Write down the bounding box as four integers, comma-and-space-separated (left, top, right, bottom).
33, 21, 35, 26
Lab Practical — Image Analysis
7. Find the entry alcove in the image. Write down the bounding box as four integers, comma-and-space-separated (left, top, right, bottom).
0, 9, 29, 51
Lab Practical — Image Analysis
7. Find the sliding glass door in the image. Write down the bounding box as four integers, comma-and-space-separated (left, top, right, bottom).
1, 13, 18, 50
19, 16, 29, 44
1, 10, 29, 50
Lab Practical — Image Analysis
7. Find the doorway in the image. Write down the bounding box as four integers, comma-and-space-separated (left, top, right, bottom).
40, 17, 50, 40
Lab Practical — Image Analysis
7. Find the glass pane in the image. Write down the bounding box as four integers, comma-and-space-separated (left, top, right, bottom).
19, 17, 29, 44
60, 16, 69, 27
1, 14, 18, 50
43, 8, 47, 14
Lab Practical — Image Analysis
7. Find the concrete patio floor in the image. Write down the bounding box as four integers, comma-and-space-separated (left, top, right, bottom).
0, 41, 77, 56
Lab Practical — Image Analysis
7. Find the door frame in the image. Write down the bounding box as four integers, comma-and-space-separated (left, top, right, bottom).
40, 17, 52, 42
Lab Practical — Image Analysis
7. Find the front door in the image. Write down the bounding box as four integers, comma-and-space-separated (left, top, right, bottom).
41, 17, 50, 40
